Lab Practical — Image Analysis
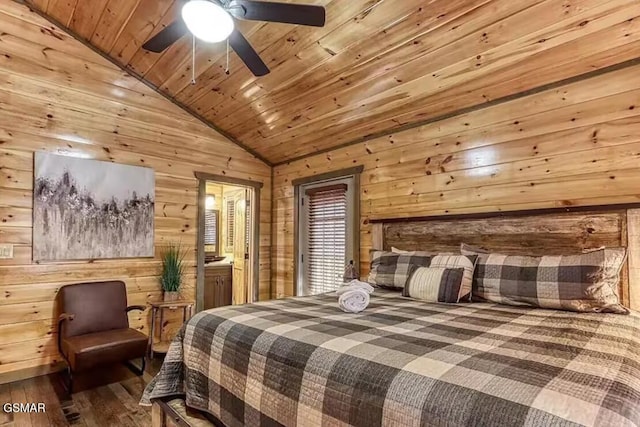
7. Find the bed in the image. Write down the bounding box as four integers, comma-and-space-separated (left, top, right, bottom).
143, 205, 640, 426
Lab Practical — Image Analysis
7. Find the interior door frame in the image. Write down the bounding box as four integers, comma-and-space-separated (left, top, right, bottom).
291, 165, 363, 296
195, 172, 263, 312
231, 188, 249, 305
297, 176, 357, 296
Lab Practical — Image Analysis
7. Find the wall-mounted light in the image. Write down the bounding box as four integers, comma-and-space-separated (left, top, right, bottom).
206, 195, 216, 209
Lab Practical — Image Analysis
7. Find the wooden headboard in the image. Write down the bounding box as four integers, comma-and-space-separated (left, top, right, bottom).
370, 205, 640, 310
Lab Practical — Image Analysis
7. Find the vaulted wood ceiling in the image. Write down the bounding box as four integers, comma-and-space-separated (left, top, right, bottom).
23, 0, 640, 164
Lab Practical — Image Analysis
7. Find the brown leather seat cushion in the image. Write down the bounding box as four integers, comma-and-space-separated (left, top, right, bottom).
62, 328, 147, 372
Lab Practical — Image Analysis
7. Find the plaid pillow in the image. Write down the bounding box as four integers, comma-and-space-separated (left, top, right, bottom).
461, 243, 628, 314
368, 250, 431, 290
429, 254, 477, 302
403, 267, 465, 303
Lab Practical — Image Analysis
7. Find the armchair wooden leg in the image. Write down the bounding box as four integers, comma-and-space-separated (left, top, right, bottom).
60, 365, 73, 395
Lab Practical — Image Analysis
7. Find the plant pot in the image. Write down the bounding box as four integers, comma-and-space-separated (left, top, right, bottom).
163, 291, 179, 302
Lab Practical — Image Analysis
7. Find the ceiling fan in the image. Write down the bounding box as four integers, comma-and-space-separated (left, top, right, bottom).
142, 0, 326, 77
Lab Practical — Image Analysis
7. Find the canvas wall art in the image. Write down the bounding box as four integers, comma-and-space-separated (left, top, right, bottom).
33, 153, 155, 261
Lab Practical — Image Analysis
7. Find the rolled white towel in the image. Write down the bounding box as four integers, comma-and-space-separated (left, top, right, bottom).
336, 280, 374, 296
338, 289, 370, 313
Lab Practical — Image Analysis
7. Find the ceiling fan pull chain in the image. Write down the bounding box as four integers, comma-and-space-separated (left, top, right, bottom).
225, 38, 230, 75
191, 34, 196, 85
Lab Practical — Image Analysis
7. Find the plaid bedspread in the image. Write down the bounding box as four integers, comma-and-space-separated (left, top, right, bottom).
141, 291, 640, 427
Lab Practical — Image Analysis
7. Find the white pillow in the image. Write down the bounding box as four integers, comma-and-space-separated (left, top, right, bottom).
403, 267, 466, 303
429, 254, 478, 302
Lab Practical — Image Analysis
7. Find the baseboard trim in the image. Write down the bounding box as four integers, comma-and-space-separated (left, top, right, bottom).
0, 362, 65, 385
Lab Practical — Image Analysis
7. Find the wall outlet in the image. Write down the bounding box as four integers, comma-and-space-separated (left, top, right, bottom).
0, 244, 14, 259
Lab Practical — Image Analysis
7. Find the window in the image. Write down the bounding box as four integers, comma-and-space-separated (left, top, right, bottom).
204, 209, 219, 252
297, 176, 358, 296
225, 198, 235, 252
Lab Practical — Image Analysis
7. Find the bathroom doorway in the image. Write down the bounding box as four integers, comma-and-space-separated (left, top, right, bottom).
195, 173, 261, 312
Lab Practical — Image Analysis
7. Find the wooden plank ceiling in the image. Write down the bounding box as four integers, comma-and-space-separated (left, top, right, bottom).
23, 0, 640, 164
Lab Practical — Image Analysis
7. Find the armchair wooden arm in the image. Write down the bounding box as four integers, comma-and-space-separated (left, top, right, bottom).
126, 305, 146, 313
57, 313, 75, 360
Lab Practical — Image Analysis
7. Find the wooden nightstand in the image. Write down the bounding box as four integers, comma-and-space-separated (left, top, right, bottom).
148, 300, 194, 358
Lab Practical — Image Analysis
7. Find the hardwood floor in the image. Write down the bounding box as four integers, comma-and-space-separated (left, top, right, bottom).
0, 358, 163, 426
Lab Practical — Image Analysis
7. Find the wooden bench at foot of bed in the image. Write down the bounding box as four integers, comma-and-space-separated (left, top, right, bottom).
151, 399, 223, 427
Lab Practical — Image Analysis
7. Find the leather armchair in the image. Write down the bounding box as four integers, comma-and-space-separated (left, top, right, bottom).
57, 281, 148, 394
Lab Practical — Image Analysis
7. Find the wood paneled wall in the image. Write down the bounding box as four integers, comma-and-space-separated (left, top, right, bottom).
25, 0, 640, 164
272, 62, 640, 297
0, 1, 271, 380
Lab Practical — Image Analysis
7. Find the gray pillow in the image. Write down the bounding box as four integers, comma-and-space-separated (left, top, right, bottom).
368, 250, 431, 290
461, 243, 628, 314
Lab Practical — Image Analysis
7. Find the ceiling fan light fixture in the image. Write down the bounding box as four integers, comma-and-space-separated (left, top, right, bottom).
182, 0, 234, 43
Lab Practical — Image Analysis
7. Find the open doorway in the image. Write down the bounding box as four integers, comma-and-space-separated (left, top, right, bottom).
195, 173, 261, 312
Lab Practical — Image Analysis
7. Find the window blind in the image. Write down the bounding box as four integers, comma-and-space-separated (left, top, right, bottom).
204, 209, 218, 246
305, 184, 347, 295
225, 198, 235, 250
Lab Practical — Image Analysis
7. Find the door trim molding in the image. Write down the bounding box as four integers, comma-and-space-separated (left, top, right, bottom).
194, 172, 264, 189
291, 165, 364, 187
195, 172, 262, 312
293, 167, 362, 296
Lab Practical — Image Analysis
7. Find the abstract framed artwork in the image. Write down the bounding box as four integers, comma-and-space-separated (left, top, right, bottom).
33, 153, 155, 261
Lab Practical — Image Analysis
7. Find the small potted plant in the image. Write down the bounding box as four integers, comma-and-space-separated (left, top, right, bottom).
160, 242, 185, 302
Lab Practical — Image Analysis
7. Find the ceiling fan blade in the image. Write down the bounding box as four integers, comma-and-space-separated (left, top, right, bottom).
229, 29, 270, 76
230, 1, 326, 27
142, 20, 188, 53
